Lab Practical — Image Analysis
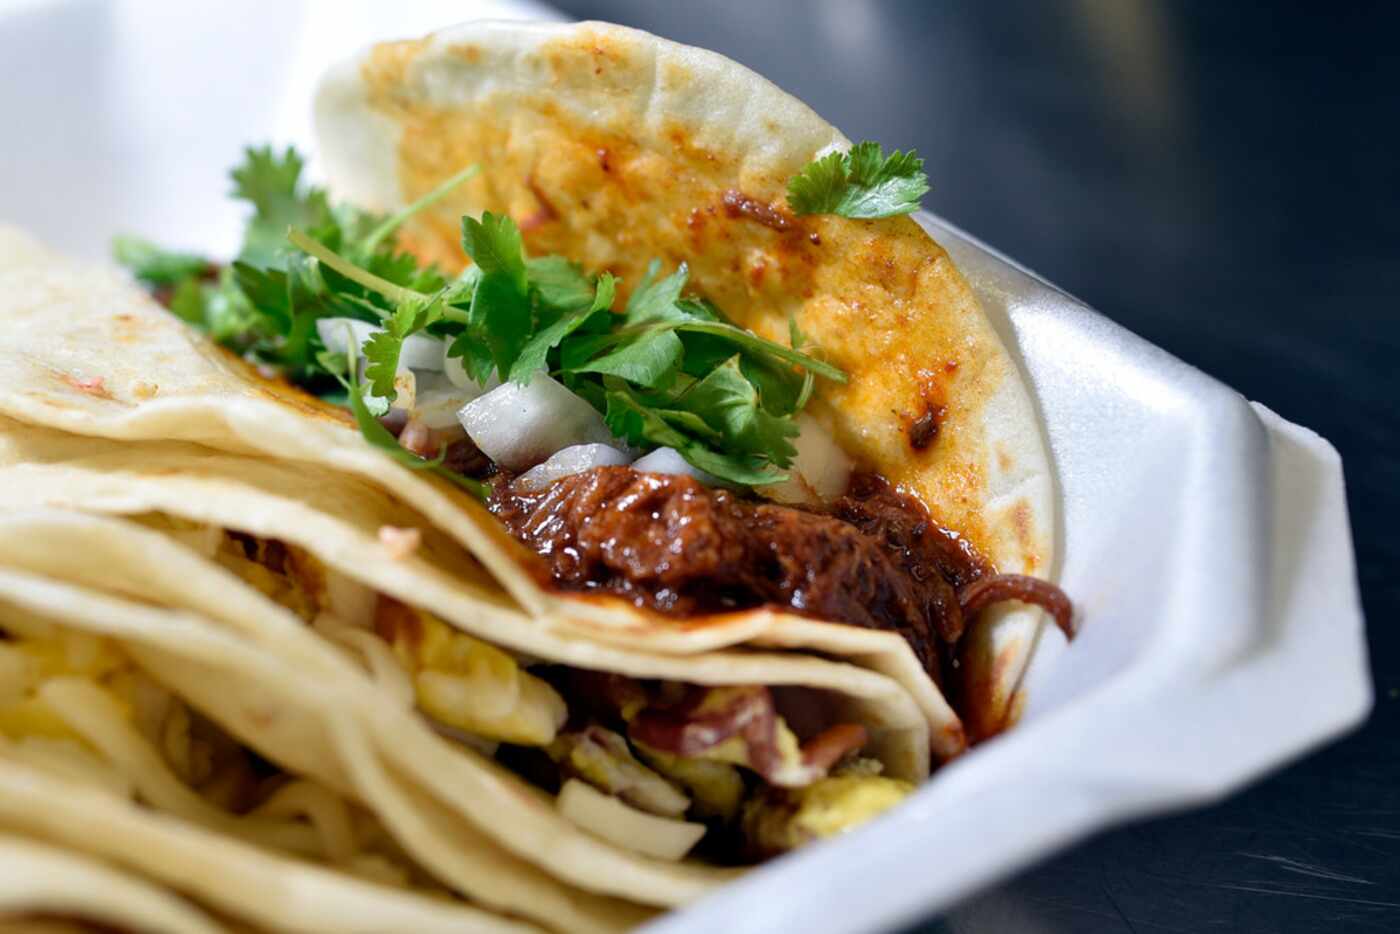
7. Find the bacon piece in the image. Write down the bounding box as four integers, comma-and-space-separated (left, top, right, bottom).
800, 723, 869, 773
630, 685, 864, 787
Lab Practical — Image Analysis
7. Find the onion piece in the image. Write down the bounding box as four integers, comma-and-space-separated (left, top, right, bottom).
315, 317, 444, 370
457, 374, 615, 471
631, 447, 719, 486
765, 414, 853, 504
556, 779, 705, 861
515, 444, 633, 492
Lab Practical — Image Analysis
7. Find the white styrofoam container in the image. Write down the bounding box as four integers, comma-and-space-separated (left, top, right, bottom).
0, 3, 1371, 932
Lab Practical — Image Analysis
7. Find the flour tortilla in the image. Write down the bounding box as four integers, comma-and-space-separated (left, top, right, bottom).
0, 761, 547, 934
315, 19, 1059, 738
0, 835, 226, 934
0, 559, 648, 932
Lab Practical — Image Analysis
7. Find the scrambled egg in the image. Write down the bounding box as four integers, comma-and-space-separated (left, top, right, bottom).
378, 601, 566, 746
743, 773, 914, 854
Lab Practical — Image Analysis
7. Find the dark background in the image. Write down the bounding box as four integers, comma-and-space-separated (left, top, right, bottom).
552, 2, 1399, 931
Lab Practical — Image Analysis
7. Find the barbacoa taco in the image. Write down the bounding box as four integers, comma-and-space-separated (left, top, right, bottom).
0, 16, 1073, 912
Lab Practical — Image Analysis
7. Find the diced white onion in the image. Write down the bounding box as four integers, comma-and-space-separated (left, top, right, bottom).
631, 447, 718, 485
765, 414, 853, 504
556, 779, 705, 861
515, 444, 633, 492
315, 316, 444, 370
457, 374, 615, 471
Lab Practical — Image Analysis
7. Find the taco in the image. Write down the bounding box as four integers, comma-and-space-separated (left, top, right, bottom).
0, 556, 603, 932
0, 17, 1072, 880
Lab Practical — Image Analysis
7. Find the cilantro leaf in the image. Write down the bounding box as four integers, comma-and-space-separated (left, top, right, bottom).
574, 328, 683, 389
230, 261, 295, 334
456, 213, 534, 380
461, 212, 528, 294
527, 256, 597, 313
468, 272, 532, 379
231, 146, 333, 267
603, 385, 783, 486
623, 261, 690, 325
786, 141, 929, 219
677, 355, 799, 465
510, 273, 615, 383
447, 329, 497, 385
112, 236, 211, 286
362, 293, 443, 403
165, 278, 202, 325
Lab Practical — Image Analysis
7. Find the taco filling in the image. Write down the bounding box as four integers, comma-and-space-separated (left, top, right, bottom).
206, 524, 922, 860
111, 129, 1071, 859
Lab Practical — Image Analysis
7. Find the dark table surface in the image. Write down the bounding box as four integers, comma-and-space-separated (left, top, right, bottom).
552, 2, 1398, 930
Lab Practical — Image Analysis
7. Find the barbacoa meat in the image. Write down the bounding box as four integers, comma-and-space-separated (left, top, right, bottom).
490, 467, 986, 678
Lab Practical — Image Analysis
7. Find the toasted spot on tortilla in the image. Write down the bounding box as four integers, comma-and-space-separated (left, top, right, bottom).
1010, 500, 1040, 573
996, 445, 1013, 473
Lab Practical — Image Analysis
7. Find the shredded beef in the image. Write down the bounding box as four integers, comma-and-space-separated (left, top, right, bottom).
491, 466, 1074, 684
490, 467, 989, 677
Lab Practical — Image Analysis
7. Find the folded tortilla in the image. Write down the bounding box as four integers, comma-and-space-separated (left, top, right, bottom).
0, 556, 647, 932
0, 834, 225, 934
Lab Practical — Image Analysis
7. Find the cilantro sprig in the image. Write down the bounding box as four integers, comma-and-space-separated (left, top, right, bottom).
115, 145, 460, 387
787, 140, 929, 219
291, 214, 841, 485
117, 145, 847, 488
